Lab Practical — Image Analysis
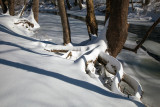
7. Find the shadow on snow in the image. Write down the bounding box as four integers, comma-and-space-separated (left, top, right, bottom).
0, 24, 56, 46
0, 41, 52, 56
0, 58, 144, 107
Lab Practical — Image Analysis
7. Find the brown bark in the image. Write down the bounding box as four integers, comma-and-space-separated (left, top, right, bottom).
144, 0, 150, 6
66, 0, 72, 10
74, 0, 82, 9
8, 0, 15, 16
19, 0, 27, 17
86, 0, 98, 39
52, 0, 57, 6
58, 0, 71, 45
105, 0, 111, 23
32, 0, 39, 22
123, 17, 160, 53
0, 0, 6, 13
14, 20, 34, 28
0, 0, 7, 13
106, 0, 129, 57
131, 0, 134, 11
78, 0, 82, 10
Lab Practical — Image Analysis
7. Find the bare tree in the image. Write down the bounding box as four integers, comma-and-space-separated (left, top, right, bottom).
32, 0, 39, 22
78, 0, 82, 10
66, 0, 72, 10
106, 0, 129, 57
86, 0, 98, 40
51, 0, 57, 6
105, 0, 111, 23
58, 0, 71, 45
144, 0, 150, 6
8, 0, 15, 16
19, 0, 27, 17
74, 0, 78, 6
0, 0, 7, 13
74, 0, 82, 9
131, 0, 134, 11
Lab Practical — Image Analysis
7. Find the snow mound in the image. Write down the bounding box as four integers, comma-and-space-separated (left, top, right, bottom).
0, 10, 40, 36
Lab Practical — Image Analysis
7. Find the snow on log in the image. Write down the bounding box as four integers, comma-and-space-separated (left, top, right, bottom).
99, 52, 143, 101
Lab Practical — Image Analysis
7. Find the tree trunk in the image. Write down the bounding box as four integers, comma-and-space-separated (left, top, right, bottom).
86, 0, 98, 39
105, 0, 111, 23
145, 0, 150, 6
32, 0, 39, 22
131, 0, 134, 11
8, 0, 15, 16
66, 0, 72, 10
58, 0, 71, 45
106, 0, 129, 57
0, 0, 7, 13
81, 0, 83, 4
74, 0, 78, 6
78, 0, 82, 10
52, 0, 57, 6
141, 0, 144, 7
19, 0, 27, 17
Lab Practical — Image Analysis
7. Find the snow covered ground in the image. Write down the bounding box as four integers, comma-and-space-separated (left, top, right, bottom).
0, 12, 145, 107
0, 1, 160, 106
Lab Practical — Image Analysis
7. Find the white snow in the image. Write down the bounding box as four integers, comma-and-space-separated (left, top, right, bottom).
36, 1, 160, 106
0, 10, 40, 37
1, 1, 160, 106
0, 12, 145, 107
40, 13, 143, 103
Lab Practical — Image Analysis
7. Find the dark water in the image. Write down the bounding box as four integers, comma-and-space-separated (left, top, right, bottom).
128, 24, 160, 43
128, 24, 160, 61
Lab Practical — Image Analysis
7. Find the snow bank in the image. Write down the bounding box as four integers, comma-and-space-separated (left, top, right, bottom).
0, 10, 40, 37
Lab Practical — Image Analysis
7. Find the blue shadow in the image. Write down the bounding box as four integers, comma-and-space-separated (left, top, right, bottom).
0, 41, 52, 56
0, 58, 144, 107
0, 24, 56, 45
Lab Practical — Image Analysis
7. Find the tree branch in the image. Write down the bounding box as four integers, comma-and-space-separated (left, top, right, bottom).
123, 17, 160, 53
19, 0, 27, 18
